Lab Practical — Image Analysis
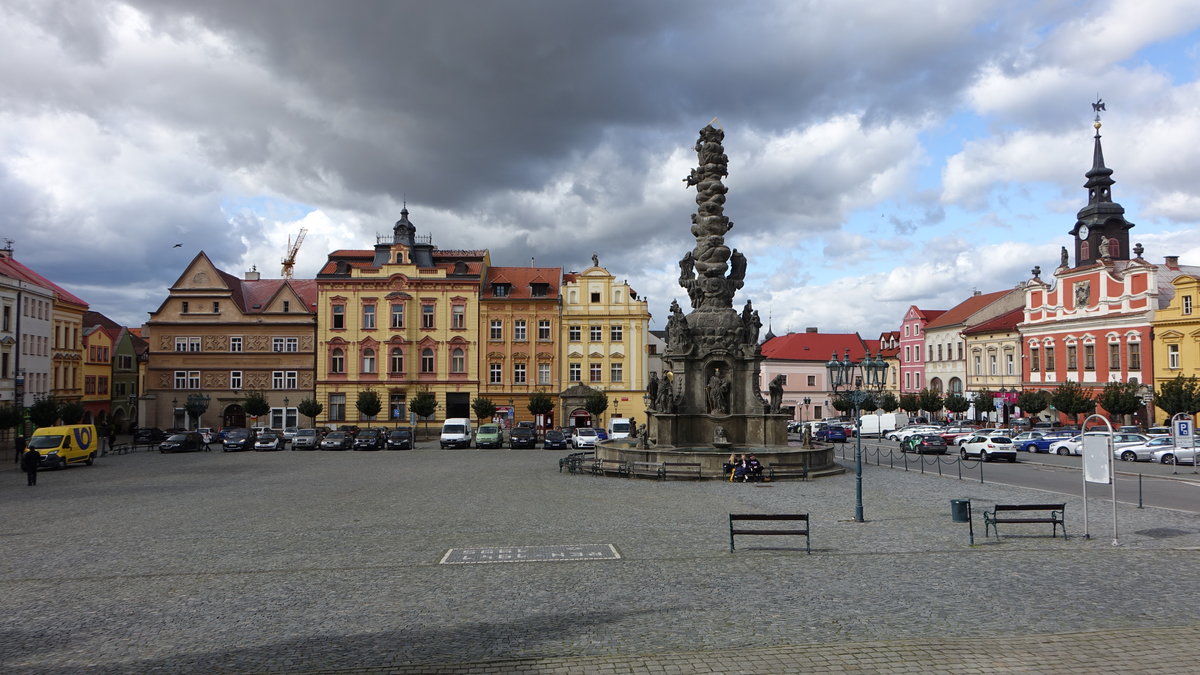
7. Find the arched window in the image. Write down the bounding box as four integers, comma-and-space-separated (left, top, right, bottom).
421, 348, 435, 373
390, 347, 404, 373
451, 348, 465, 373
331, 348, 345, 374
362, 348, 376, 374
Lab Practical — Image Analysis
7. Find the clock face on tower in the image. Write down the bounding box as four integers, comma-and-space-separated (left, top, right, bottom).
1078, 225, 1090, 239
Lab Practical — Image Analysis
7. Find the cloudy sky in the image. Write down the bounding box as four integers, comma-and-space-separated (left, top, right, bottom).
4, 0, 1200, 336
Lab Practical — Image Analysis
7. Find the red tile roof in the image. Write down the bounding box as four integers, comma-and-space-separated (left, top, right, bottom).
761, 332, 869, 362
962, 307, 1024, 335
924, 290, 1012, 330
0, 253, 89, 308
238, 278, 318, 313
482, 267, 561, 300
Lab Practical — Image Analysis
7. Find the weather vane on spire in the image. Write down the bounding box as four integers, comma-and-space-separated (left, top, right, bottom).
1092, 96, 1106, 129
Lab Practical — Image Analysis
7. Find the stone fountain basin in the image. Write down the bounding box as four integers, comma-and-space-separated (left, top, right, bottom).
595, 440, 843, 479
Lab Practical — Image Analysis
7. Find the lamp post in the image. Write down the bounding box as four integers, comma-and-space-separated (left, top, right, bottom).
827, 348, 889, 523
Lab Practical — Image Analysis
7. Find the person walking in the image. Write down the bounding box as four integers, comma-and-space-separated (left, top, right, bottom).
20, 444, 40, 486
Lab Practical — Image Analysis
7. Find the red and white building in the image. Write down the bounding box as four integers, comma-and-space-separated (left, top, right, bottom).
899, 306, 944, 393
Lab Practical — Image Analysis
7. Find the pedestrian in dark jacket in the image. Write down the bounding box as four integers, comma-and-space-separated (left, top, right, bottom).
20, 446, 40, 486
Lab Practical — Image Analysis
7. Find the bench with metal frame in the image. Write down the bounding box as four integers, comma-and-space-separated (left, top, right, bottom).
766, 463, 808, 481
983, 503, 1067, 539
593, 458, 629, 476
728, 513, 810, 553
661, 462, 702, 480
559, 451, 596, 474
630, 461, 665, 479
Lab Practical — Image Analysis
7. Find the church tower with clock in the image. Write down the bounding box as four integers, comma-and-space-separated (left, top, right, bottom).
1071, 108, 1134, 267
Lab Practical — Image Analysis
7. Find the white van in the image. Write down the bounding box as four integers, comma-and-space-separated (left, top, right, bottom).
439, 418, 474, 449
857, 412, 909, 438
607, 417, 632, 439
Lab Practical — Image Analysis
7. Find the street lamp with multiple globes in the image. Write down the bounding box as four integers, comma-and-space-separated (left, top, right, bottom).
826, 348, 889, 523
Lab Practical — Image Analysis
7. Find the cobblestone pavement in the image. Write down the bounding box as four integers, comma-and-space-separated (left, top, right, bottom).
2, 443, 1199, 673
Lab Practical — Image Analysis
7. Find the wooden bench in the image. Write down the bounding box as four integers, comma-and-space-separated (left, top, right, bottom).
661, 462, 702, 480
729, 513, 810, 553
766, 463, 808, 481
630, 461, 665, 479
593, 458, 630, 476
983, 503, 1067, 539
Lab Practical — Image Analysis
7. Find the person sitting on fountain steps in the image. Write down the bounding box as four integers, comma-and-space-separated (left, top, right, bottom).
745, 454, 763, 481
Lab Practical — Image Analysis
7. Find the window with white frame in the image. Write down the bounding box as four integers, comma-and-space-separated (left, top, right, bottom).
451, 305, 465, 329
175, 337, 201, 352
514, 363, 526, 384
451, 348, 465, 373
1108, 342, 1120, 370
362, 348, 376, 373
391, 303, 405, 328
421, 348, 435, 373
421, 304, 435, 329
1128, 342, 1140, 370
1169, 344, 1181, 369
1184, 295, 1194, 316
331, 348, 345, 373
1006, 352, 1014, 375
610, 362, 623, 382
538, 320, 551, 340
569, 325, 581, 341
1030, 345, 1040, 371
610, 325, 623, 342
569, 363, 581, 382
514, 320, 526, 341
589, 363, 602, 382
490, 363, 502, 384
332, 304, 345, 329
230, 371, 242, 389
230, 336, 243, 353
272, 371, 298, 389
329, 393, 346, 420
362, 305, 376, 329
490, 320, 503, 340
390, 348, 404, 373
273, 337, 286, 352
590, 325, 603, 342
538, 362, 551, 385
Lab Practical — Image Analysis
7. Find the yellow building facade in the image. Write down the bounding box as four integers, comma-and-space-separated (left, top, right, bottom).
478, 267, 561, 426
1151, 273, 1200, 423
81, 324, 114, 425
558, 262, 651, 429
315, 210, 488, 424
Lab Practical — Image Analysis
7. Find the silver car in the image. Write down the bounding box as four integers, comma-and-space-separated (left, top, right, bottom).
1116, 436, 1174, 462
959, 434, 1017, 462
1048, 432, 1148, 456
292, 428, 319, 450
1153, 445, 1198, 465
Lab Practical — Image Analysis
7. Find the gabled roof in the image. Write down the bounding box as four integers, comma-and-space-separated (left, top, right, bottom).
240, 278, 318, 313
924, 290, 1013, 330
904, 306, 945, 324
761, 331, 869, 362
0, 253, 89, 308
962, 307, 1024, 335
482, 267, 562, 300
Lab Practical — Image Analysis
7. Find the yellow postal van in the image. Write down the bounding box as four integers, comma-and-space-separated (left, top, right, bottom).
29, 425, 99, 469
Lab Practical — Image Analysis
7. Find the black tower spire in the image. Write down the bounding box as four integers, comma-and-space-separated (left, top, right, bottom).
1072, 100, 1133, 266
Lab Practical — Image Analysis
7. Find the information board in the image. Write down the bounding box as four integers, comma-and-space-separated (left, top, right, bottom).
1082, 433, 1111, 484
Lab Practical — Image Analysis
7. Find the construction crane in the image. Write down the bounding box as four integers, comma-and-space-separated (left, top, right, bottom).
280, 228, 307, 278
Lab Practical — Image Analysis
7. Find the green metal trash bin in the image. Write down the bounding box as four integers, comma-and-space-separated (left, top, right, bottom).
950, 498, 971, 523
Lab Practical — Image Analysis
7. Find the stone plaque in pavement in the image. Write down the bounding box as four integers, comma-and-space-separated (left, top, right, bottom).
439, 544, 620, 564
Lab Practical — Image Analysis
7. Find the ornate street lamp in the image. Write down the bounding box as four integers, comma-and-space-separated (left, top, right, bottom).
185, 393, 211, 430
827, 348, 889, 523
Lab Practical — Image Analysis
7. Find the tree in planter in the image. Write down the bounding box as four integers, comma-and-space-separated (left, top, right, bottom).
356, 389, 382, 423
1016, 390, 1050, 423
917, 388, 944, 421
830, 393, 853, 415
183, 395, 210, 430
1097, 380, 1143, 427
876, 392, 899, 414
296, 398, 323, 428
943, 393, 970, 421
59, 401, 85, 425
242, 391, 271, 427
471, 397, 497, 425
28, 394, 60, 428
527, 391, 555, 435
409, 391, 438, 436
584, 390, 609, 427
1155, 375, 1200, 422
971, 388, 995, 424
1050, 381, 1095, 425
898, 393, 920, 416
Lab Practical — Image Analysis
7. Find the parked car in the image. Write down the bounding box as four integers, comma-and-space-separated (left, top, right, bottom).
900, 434, 948, 454
159, 432, 206, 453
1153, 445, 1197, 465
572, 427, 599, 449
254, 430, 286, 451
543, 429, 570, 450
320, 431, 353, 451
1116, 436, 1174, 462
957, 428, 1012, 446
1048, 432, 1149, 456
292, 428, 320, 450
509, 427, 538, 449
1146, 426, 1171, 438
282, 427, 299, 445
386, 427, 414, 450
353, 428, 386, 451
337, 425, 361, 438
133, 427, 168, 445
1117, 425, 1142, 434
222, 428, 256, 452
474, 424, 503, 449
1011, 430, 1077, 453
595, 428, 609, 441
816, 424, 847, 443
886, 426, 940, 442
959, 434, 1017, 462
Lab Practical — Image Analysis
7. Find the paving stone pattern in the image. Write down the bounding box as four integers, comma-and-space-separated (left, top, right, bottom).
2, 443, 1199, 673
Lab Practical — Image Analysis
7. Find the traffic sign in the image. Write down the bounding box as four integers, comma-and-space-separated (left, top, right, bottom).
1175, 418, 1194, 449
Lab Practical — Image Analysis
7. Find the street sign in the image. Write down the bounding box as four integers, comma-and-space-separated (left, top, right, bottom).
1176, 418, 1194, 449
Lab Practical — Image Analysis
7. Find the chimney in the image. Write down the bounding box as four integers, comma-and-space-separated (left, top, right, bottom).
1164, 256, 1179, 270
806, 327, 818, 333
245, 269, 260, 281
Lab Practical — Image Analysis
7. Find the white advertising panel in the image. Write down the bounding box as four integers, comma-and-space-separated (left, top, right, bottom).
1083, 434, 1111, 484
